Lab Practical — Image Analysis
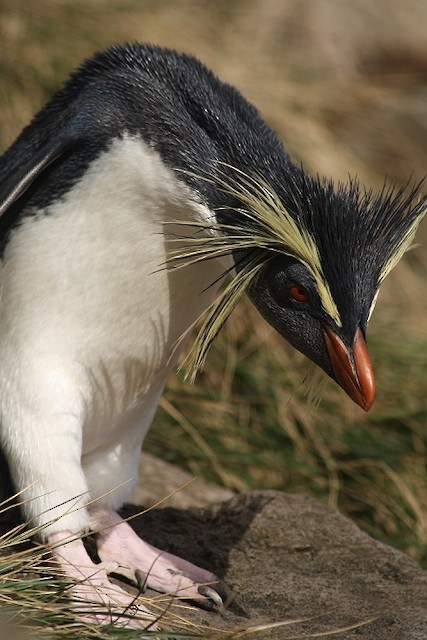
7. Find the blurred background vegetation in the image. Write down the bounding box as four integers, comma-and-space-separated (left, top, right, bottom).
0, 0, 426, 567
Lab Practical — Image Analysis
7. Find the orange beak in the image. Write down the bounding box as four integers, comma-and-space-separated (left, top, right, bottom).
323, 326, 375, 411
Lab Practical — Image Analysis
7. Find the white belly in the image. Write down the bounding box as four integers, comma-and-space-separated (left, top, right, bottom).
0, 135, 229, 531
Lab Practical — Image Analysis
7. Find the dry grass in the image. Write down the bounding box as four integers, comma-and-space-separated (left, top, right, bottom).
0, 0, 426, 634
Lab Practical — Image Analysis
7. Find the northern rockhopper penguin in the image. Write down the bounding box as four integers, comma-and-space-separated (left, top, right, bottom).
0, 43, 425, 627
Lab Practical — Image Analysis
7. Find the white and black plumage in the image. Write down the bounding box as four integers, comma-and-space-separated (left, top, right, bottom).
0, 43, 425, 625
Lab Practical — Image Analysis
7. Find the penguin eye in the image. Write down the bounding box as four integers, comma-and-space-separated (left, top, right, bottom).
289, 283, 310, 303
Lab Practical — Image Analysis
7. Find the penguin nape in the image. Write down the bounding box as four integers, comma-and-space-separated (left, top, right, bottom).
0, 43, 425, 627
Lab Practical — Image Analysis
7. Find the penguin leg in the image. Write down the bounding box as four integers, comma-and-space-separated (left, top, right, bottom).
49, 530, 158, 629
89, 507, 229, 610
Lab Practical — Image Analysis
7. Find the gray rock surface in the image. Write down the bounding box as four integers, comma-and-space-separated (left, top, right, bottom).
131, 452, 234, 508
123, 456, 427, 639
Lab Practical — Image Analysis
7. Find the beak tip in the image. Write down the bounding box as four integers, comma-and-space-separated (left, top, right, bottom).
360, 396, 375, 412
350, 385, 375, 411
324, 326, 376, 411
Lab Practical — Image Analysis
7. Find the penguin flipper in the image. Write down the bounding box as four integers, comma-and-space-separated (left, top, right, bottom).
0, 137, 76, 218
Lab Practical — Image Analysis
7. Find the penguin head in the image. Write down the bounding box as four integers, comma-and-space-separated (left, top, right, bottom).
176, 166, 426, 411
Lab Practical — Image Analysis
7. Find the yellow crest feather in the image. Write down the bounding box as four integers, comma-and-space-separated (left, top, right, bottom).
167, 167, 341, 380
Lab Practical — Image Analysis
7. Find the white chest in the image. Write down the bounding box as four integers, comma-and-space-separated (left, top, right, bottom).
0, 136, 229, 454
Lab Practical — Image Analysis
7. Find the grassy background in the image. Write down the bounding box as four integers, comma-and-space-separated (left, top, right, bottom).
0, 0, 427, 568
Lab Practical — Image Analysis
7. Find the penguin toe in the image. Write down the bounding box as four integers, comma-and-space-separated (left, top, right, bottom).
196, 582, 231, 610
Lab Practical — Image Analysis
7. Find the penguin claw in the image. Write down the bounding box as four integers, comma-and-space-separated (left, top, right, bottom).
197, 583, 229, 611
99, 560, 120, 574
103, 562, 149, 593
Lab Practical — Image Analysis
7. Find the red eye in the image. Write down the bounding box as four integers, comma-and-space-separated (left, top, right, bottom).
289, 283, 310, 303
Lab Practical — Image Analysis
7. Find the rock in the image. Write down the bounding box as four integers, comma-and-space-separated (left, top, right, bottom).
131, 452, 235, 508
123, 489, 427, 639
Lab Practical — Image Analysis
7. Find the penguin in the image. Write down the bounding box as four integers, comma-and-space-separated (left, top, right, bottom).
0, 43, 424, 626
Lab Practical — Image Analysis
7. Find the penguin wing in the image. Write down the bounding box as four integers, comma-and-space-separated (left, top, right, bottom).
0, 92, 108, 231
0, 136, 77, 217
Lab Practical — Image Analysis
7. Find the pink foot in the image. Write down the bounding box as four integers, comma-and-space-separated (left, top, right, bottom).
49, 530, 159, 629
90, 508, 229, 610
